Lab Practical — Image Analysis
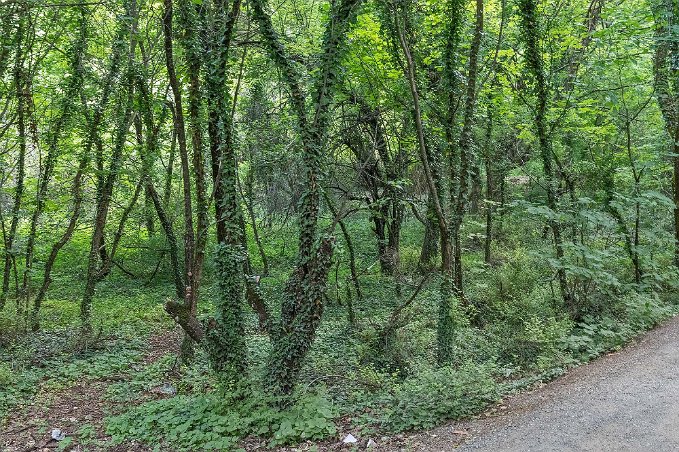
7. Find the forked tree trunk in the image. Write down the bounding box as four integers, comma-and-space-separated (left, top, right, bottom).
251, 0, 360, 394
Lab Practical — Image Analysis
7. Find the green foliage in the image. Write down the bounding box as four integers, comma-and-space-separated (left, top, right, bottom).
106, 386, 337, 449
75, 423, 97, 445
104, 354, 178, 403
566, 292, 677, 360
360, 362, 499, 432
0, 311, 23, 348
56, 436, 73, 452
207, 243, 247, 380
0, 362, 12, 386
513, 316, 573, 371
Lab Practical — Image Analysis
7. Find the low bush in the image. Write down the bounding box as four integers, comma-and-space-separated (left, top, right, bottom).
359, 362, 499, 432
106, 386, 337, 450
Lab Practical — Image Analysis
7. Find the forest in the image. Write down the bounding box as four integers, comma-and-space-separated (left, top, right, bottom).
0, 0, 678, 449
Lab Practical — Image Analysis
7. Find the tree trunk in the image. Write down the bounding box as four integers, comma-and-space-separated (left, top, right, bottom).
81, 0, 138, 333
1, 8, 27, 310
31, 157, 87, 330
518, 0, 571, 311
162, 0, 210, 361
252, 0, 360, 394
451, 0, 484, 299
392, 4, 456, 364
163, 0, 194, 301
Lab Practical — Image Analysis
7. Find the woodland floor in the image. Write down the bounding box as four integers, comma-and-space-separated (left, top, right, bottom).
3, 315, 679, 451
1, 328, 183, 452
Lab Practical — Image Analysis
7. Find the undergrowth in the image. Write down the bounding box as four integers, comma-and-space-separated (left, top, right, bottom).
106, 387, 337, 450
2, 219, 678, 449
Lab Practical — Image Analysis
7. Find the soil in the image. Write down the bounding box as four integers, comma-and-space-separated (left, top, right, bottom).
1, 328, 182, 452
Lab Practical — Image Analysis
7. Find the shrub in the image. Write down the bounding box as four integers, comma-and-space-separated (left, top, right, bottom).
369, 362, 499, 432
565, 292, 675, 361
513, 315, 573, 370
0, 362, 12, 386
621, 291, 675, 331
106, 386, 337, 449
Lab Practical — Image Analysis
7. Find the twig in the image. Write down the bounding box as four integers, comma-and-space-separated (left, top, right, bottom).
381, 273, 431, 337
5, 424, 34, 435
112, 259, 137, 278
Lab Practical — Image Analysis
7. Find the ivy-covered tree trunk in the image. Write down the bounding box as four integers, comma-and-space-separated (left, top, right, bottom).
162, 0, 249, 379
163, 129, 176, 209
0, 7, 14, 79
651, 0, 679, 265
482, 0, 506, 266
370, 107, 404, 277
81, 0, 137, 333
518, 0, 572, 312
251, 0, 360, 394
204, 0, 249, 378
1, 7, 27, 310
451, 0, 483, 299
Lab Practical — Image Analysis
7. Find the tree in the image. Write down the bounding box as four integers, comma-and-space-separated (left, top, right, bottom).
517, 0, 571, 312
251, 0, 362, 394
651, 0, 679, 265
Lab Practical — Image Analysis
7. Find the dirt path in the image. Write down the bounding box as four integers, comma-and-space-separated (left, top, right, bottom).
398, 315, 679, 451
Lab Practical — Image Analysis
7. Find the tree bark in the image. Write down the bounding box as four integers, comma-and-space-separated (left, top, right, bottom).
518, 0, 571, 311
81, 0, 138, 333
1, 7, 27, 310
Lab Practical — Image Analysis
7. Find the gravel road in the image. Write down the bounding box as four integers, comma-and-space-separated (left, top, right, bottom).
402, 315, 679, 452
